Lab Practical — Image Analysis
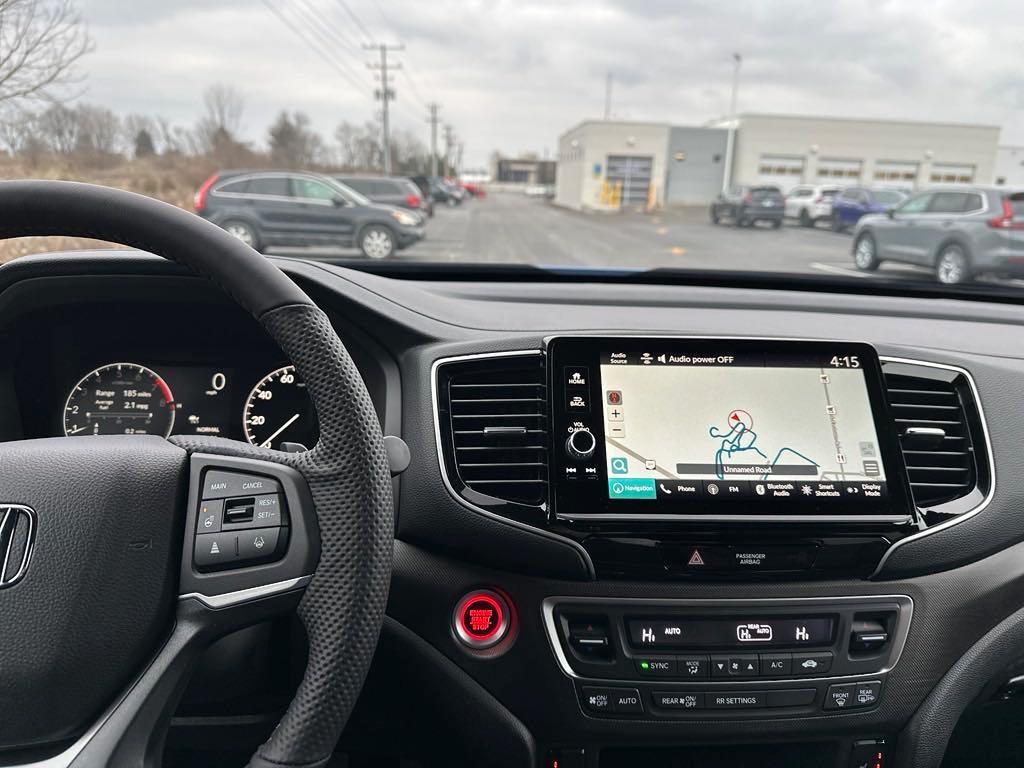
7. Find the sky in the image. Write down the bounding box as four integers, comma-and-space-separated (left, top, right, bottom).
77, 0, 1024, 168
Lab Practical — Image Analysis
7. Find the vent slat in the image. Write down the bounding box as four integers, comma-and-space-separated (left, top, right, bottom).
442, 355, 548, 506
884, 366, 977, 508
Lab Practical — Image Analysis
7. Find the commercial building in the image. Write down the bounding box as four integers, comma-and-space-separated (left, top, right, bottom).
555, 121, 727, 211
489, 152, 556, 185
995, 146, 1024, 188
716, 114, 1000, 192
554, 114, 1002, 211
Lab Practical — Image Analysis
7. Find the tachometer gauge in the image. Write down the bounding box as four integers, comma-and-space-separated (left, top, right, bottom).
64, 362, 176, 437
243, 365, 318, 449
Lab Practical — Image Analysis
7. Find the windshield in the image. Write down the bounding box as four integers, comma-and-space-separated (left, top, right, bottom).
1, 1, 1023, 292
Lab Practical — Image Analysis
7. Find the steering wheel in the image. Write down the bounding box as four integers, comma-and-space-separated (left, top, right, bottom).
0, 181, 394, 768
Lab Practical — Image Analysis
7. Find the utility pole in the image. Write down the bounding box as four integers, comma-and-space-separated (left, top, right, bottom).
722, 52, 742, 194
426, 102, 441, 178
443, 124, 455, 177
364, 43, 404, 175
604, 71, 612, 120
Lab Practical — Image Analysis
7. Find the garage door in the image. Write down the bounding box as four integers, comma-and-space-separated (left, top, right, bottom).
873, 161, 918, 189
930, 163, 975, 185
606, 155, 653, 206
756, 155, 805, 190
816, 158, 863, 183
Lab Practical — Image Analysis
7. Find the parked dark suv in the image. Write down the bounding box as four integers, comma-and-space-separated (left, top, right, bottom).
710, 185, 785, 228
194, 170, 425, 258
334, 175, 433, 218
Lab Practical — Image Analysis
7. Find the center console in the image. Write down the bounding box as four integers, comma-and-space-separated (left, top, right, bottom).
544, 595, 911, 721
428, 335, 992, 766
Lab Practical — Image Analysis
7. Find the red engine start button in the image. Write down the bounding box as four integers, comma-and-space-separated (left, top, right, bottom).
454, 590, 511, 649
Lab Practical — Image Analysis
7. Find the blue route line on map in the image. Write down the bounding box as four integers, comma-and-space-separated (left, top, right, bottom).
708, 421, 819, 480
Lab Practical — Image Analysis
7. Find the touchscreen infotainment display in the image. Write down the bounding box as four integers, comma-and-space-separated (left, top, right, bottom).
549, 338, 913, 522
601, 351, 885, 500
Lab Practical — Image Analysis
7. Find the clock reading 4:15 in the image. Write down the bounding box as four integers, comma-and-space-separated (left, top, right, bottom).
829, 355, 861, 368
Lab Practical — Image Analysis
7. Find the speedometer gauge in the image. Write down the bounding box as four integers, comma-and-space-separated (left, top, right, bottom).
243, 365, 318, 449
64, 362, 176, 437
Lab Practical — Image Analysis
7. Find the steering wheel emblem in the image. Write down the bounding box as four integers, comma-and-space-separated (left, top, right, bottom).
0, 505, 35, 588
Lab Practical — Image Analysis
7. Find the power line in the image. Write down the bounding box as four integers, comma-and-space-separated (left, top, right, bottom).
288, 0, 372, 82
334, 0, 375, 44
261, 0, 372, 95
400, 67, 428, 108
365, 0, 394, 34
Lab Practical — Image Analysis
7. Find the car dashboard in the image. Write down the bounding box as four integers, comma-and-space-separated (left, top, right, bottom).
3, 250, 1024, 768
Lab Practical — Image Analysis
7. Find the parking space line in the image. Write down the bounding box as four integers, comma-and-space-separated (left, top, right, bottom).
810, 262, 873, 279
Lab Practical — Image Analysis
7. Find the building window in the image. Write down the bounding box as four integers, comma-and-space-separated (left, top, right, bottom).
757, 155, 804, 177
873, 161, 918, 184
930, 163, 974, 184
816, 158, 863, 180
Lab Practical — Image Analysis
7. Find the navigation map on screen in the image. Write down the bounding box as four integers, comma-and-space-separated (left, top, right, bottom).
599, 353, 887, 503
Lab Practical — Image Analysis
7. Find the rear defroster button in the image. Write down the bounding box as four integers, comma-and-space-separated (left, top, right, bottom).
454, 590, 511, 649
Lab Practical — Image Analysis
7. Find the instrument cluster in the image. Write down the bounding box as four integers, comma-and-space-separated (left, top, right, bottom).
62, 361, 318, 450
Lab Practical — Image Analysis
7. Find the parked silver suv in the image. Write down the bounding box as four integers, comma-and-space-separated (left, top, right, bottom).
851, 186, 1024, 284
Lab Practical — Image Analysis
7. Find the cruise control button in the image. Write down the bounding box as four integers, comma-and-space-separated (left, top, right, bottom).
824, 683, 856, 710
708, 691, 765, 709
793, 651, 833, 675
251, 493, 284, 526
636, 658, 677, 677
196, 498, 223, 534
194, 532, 236, 568
237, 526, 282, 564
202, 470, 280, 499
651, 692, 704, 710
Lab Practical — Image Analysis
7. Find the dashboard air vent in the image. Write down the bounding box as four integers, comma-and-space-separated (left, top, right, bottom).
882, 362, 985, 509
438, 353, 548, 506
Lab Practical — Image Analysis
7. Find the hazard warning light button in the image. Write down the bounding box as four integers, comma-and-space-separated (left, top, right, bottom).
454, 590, 512, 649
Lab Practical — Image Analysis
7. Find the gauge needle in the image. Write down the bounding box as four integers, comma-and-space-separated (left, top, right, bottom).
67, 425, 87, 435
261, 413, 300, 448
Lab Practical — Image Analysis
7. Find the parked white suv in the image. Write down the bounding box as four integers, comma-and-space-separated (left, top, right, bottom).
784, 184, 841, 227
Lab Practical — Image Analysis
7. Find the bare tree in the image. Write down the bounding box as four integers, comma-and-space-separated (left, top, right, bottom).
268, 110, 325, 168
194, 83, 244, 153
36, 101, 77, 153
74, 103, 120, 156
0, 0, 93, 107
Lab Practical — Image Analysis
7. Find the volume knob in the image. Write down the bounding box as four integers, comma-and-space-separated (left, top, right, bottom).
565, 428, 596, 460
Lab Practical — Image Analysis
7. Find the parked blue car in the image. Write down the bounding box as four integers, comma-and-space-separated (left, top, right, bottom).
831, 187, 908, 232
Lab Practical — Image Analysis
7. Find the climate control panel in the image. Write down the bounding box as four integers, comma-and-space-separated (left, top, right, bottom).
543, 595, 911, 720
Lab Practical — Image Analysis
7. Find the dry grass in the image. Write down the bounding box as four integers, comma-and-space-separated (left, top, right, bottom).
0, 155, 218, 262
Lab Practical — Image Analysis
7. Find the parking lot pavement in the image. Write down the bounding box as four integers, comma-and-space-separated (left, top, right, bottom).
272, 191, 994, 286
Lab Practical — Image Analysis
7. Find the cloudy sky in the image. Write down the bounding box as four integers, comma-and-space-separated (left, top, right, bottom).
79, 0, 1024, 167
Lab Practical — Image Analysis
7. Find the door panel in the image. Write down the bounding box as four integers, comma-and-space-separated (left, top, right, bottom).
289, 177, 356, 243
